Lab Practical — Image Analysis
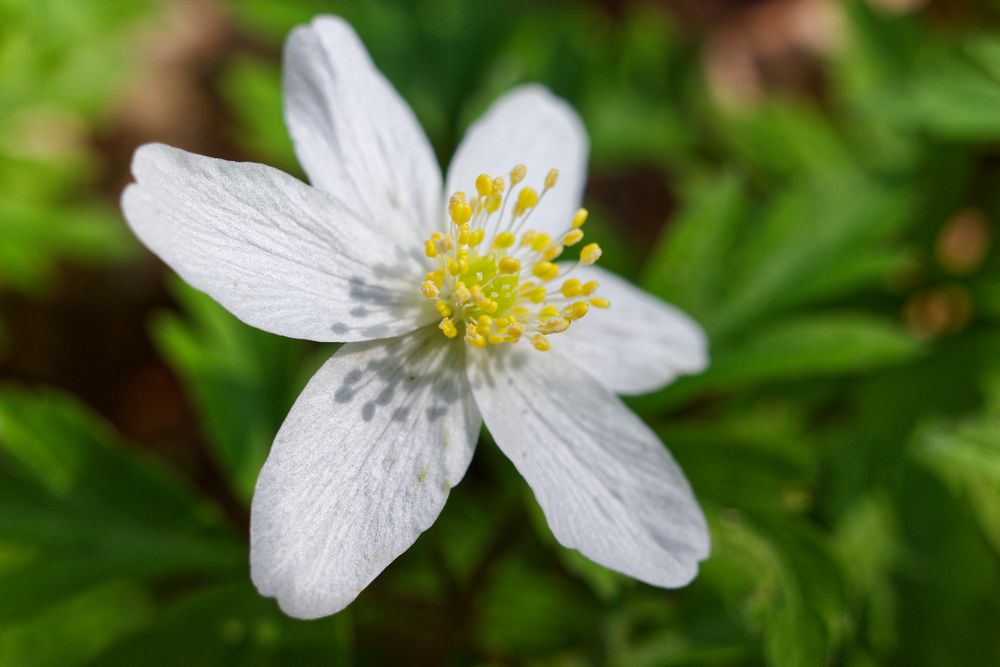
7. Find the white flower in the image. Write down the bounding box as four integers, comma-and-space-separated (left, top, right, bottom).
121, 15, 710, 619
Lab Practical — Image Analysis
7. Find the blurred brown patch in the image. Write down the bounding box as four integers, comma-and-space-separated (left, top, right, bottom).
586, 165, 676, 260
936, 208, 991, 275
702, 0, 844, 110
904, 285, 973, 339
97, 0, 242, 198
865, 0, 929, 14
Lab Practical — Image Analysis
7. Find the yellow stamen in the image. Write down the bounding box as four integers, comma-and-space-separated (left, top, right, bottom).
568, 301, 590, 320
499, 256, 521, 274
532, 261, 559, 281
515, 187, 539, 216
510, 164, 527, 185
475, 173, 494, 197
530, 233, 552, 253
560, 279, 582, 298
439, 318, 458, 338
571, 208, 588, 229
494, 231, 516, 249
421, 280, 439, 299
543, 244, 564, 261
580, 243, 602, 265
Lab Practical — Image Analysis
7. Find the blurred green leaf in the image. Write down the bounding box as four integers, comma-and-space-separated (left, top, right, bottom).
220, 57, 298, 172
0, 582, 153, 667
90, 582, 350, 667
0, 387, 242, 622
476, 559, 600, 658
152, 280, 319, 501
716, 173, 913, 338
647, 313, 922, 409
0, 197, 135, 293
919, 413, 1000, 553
641, 170, 747, 321
706, 517, 844, 667
898, 37, 1000, 140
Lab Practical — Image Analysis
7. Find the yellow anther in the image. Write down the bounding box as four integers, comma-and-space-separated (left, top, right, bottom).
515, 187, 539, 216
477, 315, 494, 332
449, 193, 473, 225
467, 333, 486, 348
506, 321, 526, 341
453, 282, 470, 303
545, 168, 559, 190
580, 242, 602, 265
426, 271, 444, 288
476, 173, 495, 197
425, 239, 438, 258
499, 256, 521, 274
581, 280, 599, 296
563, 229, 584, 246
543, 244, 564, 261
439, 318, 458, 338
420, 280, 439, 299
560, 279, 581, 298
436, 236, 454, 253
458, 224, 471, 245
530, 233, 552, 253
532, 334, 552, 351
590, 297, 611, 309
532, 261, 559, 281
539, 317, 570, 334
571, 208, 588, 229
457, 249, 469, 273
447, 259, 460, 276
540, 305, 560, 318
495, 317, 510, 329
494, 231, 516, 249
568, 301, 590, 320
488, 333, 504, 345
471, 286, 497, 312
435, 300, 452, 317
487, 194, 502, 213
520, 231, 538, 248
469, 229, 486, 247
510, 164, 527, 185
528, 287, 547, 303
493, 176, 505, 193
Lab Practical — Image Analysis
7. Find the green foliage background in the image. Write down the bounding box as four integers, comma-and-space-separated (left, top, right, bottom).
2, 0, 1000, 664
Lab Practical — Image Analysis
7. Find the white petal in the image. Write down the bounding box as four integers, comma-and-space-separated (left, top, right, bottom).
468, 346, 709, 587
284, 16, 442, 245
251, 328, 480, 619
446, 85, 588, 237
551, 264, 708, 395
122, 143, 434, 342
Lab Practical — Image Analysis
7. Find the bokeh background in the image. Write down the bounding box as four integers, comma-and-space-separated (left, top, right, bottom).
3, 0, 1000, 664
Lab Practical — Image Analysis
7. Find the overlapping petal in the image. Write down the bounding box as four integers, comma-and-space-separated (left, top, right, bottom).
251, 327, 481, 619
284, 16, 442, 245
445, 85, 588, 238
122, 143, 434, 342
549, 264, 708, 394
467, 345, 709, 588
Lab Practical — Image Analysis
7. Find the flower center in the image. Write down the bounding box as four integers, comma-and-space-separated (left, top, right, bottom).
419, 164, 610, 350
